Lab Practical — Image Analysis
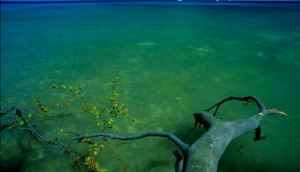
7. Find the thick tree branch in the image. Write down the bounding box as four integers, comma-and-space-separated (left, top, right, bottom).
183, 96, 288, 172
1, 95, 288, 172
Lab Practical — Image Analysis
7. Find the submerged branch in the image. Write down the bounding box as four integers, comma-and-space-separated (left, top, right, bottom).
73, 131, 189, 153
183, 96, 288, 172
205, 96, 266, 116
0, 107, 15, 116
18, 127, 57, 144
1, 95, 288, 172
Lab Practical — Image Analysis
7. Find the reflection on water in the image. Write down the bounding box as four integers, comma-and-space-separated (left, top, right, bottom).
1, 3, 300, 172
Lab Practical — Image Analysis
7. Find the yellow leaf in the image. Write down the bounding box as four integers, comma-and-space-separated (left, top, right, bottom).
19, 120, 24, 125
93, 151, 98, 156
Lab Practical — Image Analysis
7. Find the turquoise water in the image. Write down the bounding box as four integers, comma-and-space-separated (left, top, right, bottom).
1, 3, 300, 172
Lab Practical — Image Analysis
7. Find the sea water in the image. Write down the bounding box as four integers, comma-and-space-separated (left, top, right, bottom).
1, 2, 300, 172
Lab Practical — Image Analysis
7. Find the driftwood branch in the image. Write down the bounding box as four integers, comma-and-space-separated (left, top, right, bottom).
205, 96, 266, 116
71, 131, 189, 154
1, 96, 288, 172
184, 96, 287, 172
70, 96, 287, 172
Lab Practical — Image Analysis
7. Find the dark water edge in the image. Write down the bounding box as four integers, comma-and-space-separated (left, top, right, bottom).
1, 0, 300, 8
1, 2, 299, 172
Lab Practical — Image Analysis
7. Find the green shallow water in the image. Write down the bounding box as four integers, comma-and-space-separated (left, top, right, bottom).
1, 3, 300, 172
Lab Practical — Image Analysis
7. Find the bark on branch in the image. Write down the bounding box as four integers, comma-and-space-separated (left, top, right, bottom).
1, 96, 288, 172
70, 96, 287, 172
71, 131, 189, 154
184, 96, 287, 172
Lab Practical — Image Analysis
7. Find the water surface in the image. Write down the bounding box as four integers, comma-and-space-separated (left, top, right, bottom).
1, 2, 300, 172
